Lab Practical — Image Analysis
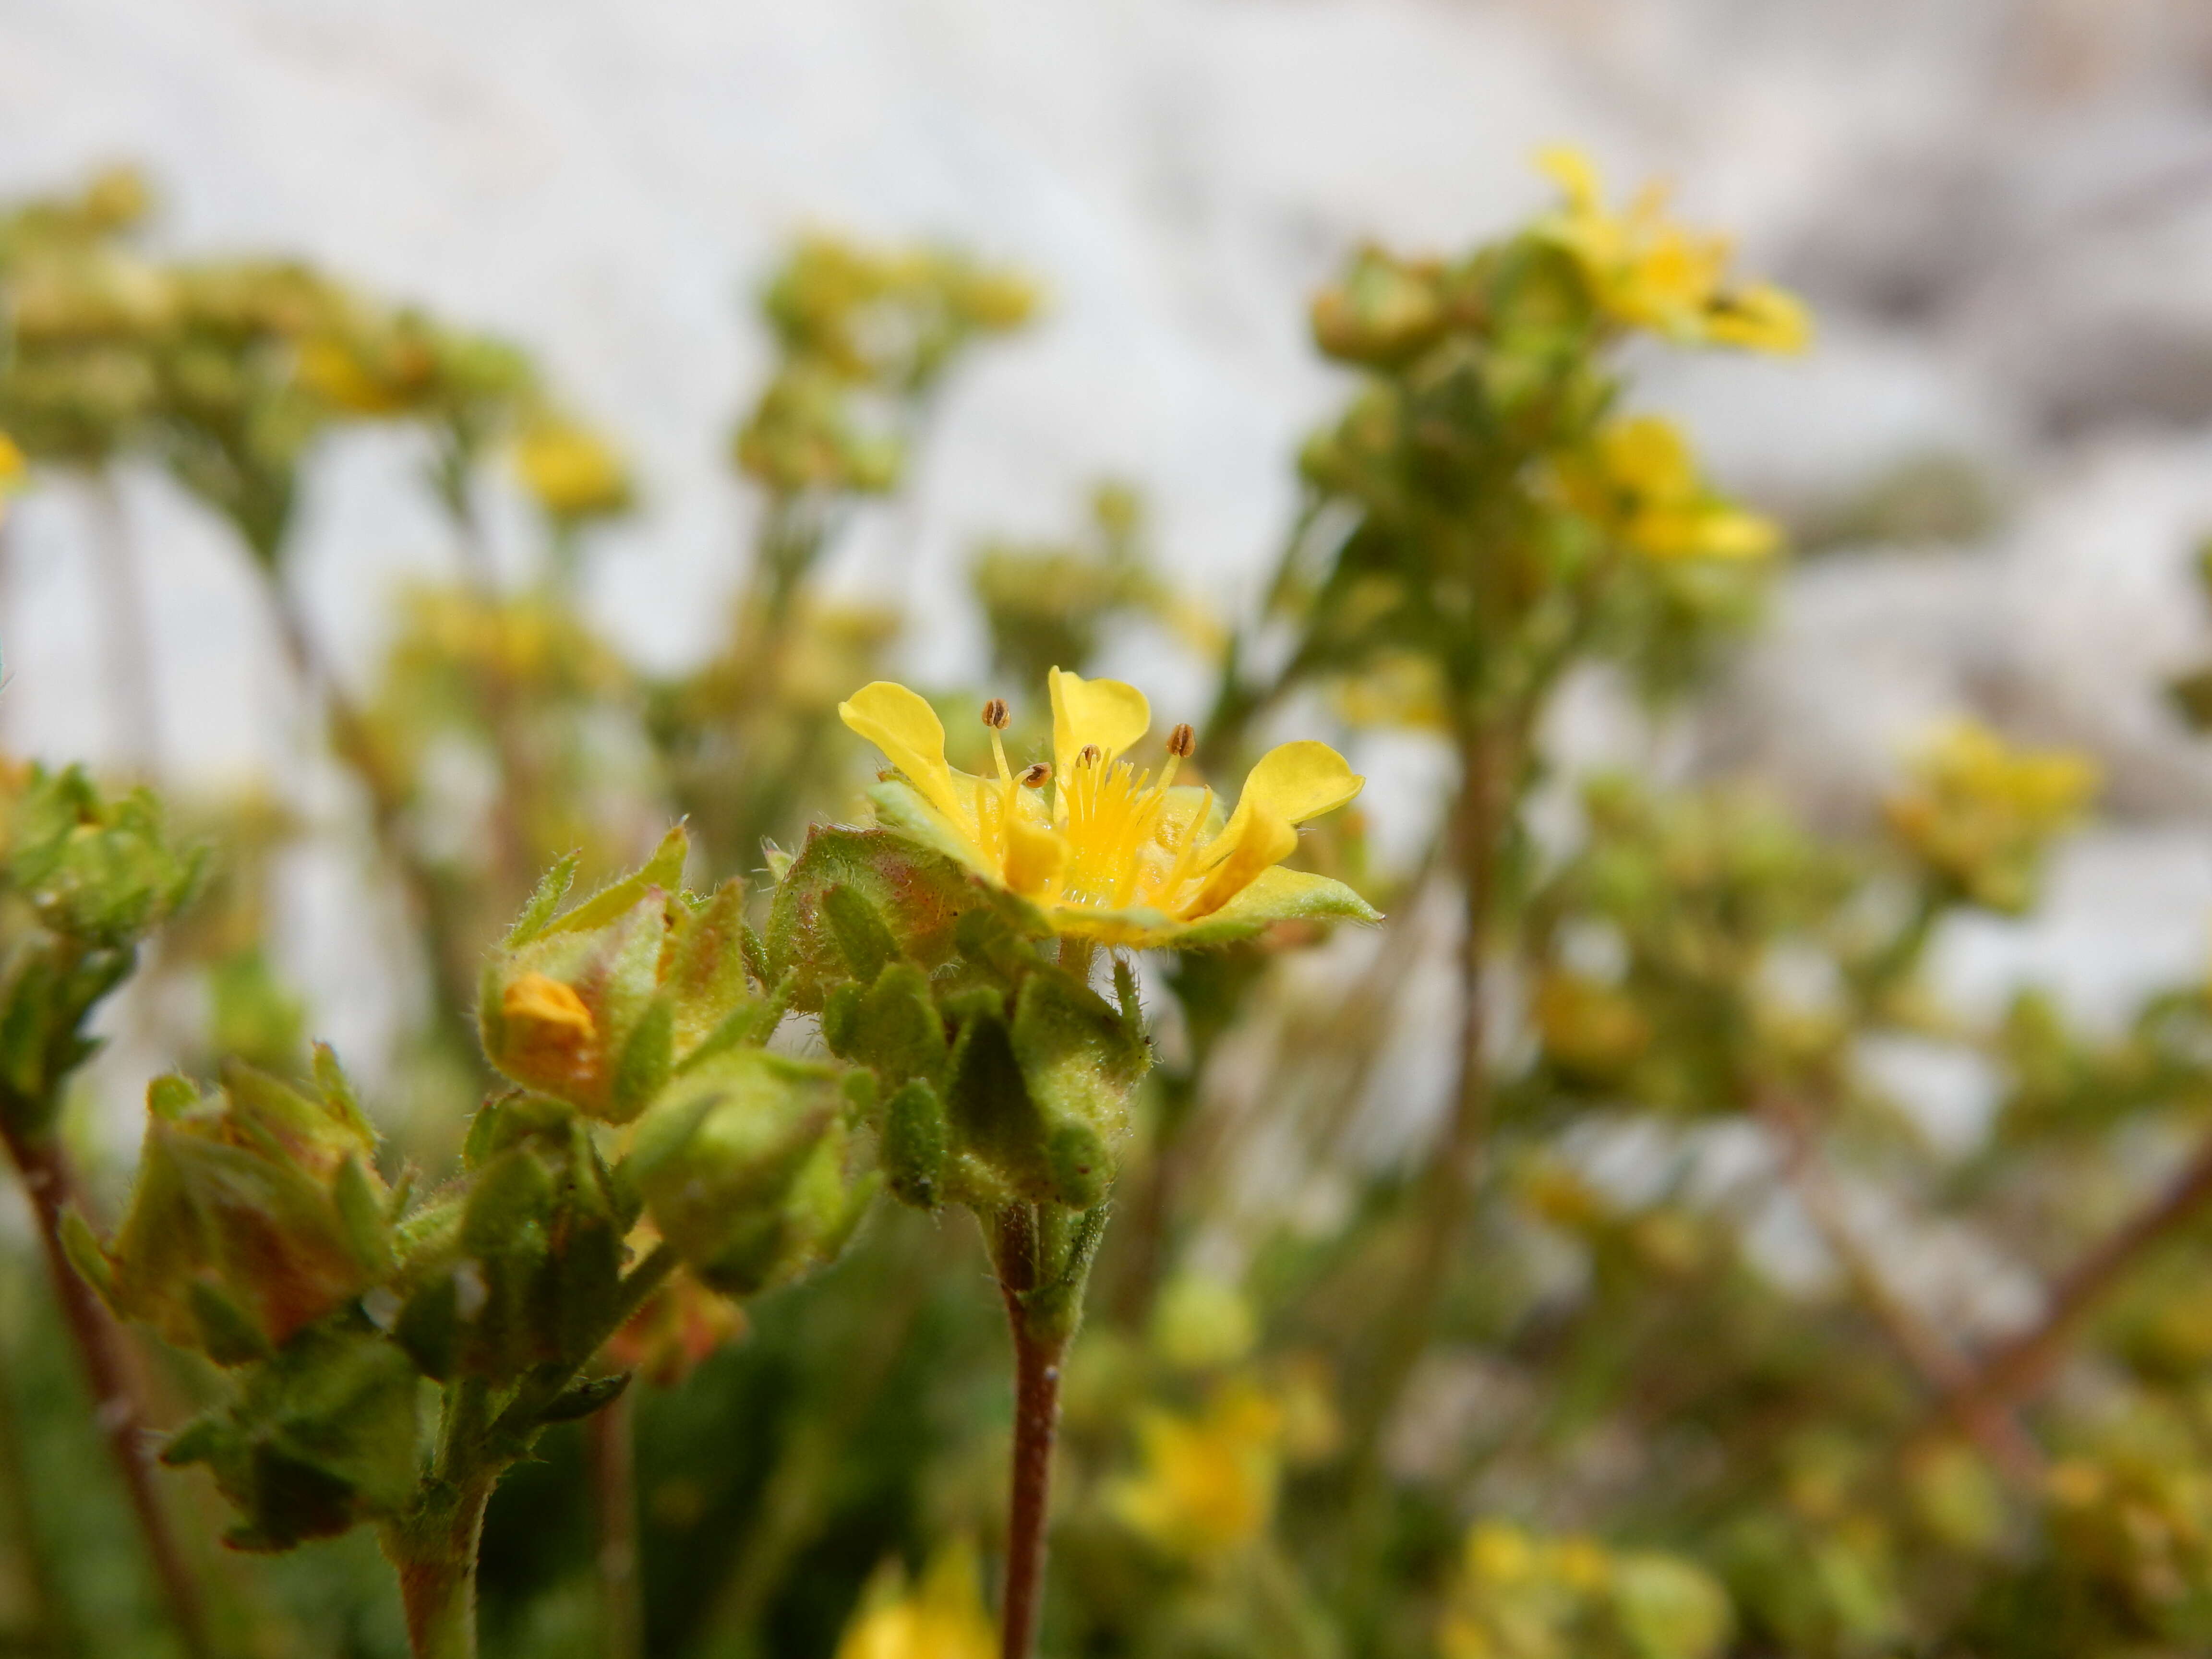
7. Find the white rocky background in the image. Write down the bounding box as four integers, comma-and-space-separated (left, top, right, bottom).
6, 0, 2212, 1134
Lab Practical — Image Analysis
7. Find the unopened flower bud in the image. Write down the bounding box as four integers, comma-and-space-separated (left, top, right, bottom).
627, 1051, 875, 1298
90, 1048, 391, 1362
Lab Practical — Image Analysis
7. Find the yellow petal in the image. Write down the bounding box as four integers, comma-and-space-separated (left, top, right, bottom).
1001, 816, 1070, 898
503, 972, 594, 1041
1187, 803, 1298, 919
1705, 282, 1813, 353
839, 682, 965, 825
1536, 144, 1603, 213
1696, 506, 1781, 560
1049, 667, 1151, 777
1206, 741, 1364, 870
1601, 417, 1696, 503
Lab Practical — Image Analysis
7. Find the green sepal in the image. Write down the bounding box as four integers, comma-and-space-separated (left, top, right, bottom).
883, 1077, 948, 1209
824, 883, 903, 984
739, 920, 770, 988
944, 1004, 1038, 1190
59, 1208, 119, 1311
539, 1371, 632, 1425
610, 996, 674, 1124
333, 1156, 393, 1280
394, 1270, 459, 1381
825, 962, 947, 1092
1009, 967, 1148, 1206
542, 825, 687, 939
628, 1050, 864, 1298
505, 852, 581, 947
188, 1278, 275, 1367
767, 825, 995, 1012
676, 971, 795, 1074
1167, 865, 1382, 950
163, 1321, 421, 1553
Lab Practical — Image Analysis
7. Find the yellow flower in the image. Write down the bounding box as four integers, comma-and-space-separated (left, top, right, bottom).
1535, 146, 1811, 354
838, 669, 1377, 948
1883, 719, 2097, 909
0, 434, 23, 522
514, 416, 632, 522
1112, 1381, 1285, 1563
835, 1541, 996, 1659
1556, 416, 1779, 562
295, 337, 417, 415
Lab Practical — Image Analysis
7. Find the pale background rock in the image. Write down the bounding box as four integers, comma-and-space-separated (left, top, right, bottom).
5, 0, 2212, 1107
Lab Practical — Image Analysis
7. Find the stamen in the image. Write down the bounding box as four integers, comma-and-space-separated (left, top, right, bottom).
1020, 762, 1051, 788
1161, 722, 1195, 789
1155, 785, 1215, 908
982, 698, 1014, 786
1079, 744, 1101, 767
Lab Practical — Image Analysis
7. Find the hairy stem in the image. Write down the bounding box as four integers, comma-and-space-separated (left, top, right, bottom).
0, 1126, 211, 1659
382, 1480, 493, 1659
993, 1203, 1069, 1659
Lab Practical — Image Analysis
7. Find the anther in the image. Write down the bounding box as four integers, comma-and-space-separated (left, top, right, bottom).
1079, 744, 1102, 767
1167, 723, 1195, 759
982, 697, 1010, 730
1020, 762, 1052, 788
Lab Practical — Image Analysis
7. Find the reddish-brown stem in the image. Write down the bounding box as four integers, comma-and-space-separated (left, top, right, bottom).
994, 1205, 1067, 1659
0, 1127, 212, 1659
587, 1389, 644, 1659
1945, 1129, 2212, 1430
1756, 1094, 2042, 1480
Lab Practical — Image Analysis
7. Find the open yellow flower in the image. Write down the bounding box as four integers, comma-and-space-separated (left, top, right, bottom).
1555, 416, 1779, 562
839, 669, 1377, 948
834, 1541, 996, 1659
1535, 146, 1811, 354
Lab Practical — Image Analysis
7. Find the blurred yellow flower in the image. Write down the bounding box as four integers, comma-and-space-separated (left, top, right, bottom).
296, 336, 419, 415
839, 670, 1374, 948
834, 1541, 996, 1659
1444, 1520, 1733, 1659
1884, 719, 2097, 909
0, 434, 24, 518
514, 415, 632, 523
1555, 416, 1780, 562
1112, 1380, 1285, 1563
1535, 146, 1811, 354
